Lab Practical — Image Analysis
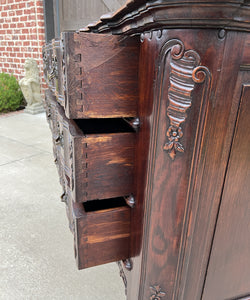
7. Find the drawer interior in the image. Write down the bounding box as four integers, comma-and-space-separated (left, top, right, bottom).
83, 197, 127, 212
74, 118, 135, 134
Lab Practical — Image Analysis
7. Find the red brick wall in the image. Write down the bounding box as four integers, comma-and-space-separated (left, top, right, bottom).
0, 0, 46, 91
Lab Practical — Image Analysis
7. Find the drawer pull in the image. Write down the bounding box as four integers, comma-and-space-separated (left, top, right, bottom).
124, 195, 135, 208
55, 133, 63, 146
61, 192, 67, 203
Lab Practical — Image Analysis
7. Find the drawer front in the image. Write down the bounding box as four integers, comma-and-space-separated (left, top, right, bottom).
62, 118, 136, 202
73, 200, 131, 269
61, 31, 140, 119
73, 132, 135, 202
45, 91, 136, 203
44, 89, 66, 190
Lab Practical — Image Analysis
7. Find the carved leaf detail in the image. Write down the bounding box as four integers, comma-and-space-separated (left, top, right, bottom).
163, 141, 173, 151
174, 142, 184, 152
150, 285, 166, 300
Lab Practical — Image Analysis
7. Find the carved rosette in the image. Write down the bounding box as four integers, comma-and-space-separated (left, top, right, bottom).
163, 40, 210, 160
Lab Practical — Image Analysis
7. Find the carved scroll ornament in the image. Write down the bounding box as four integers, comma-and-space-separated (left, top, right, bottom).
161, 39, 211, 160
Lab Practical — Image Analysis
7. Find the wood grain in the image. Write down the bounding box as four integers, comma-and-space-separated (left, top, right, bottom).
202, 77, 250, 300
62, 31, 140, 119
74, 201, 131, 269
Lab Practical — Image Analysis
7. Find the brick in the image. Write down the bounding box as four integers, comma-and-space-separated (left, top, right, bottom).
3, 23, 9, 28
18, 3, 26, 9
28, 14, 36, 20
11, 17, 19, 22
20, 16, 27, 22
38, 21, 44, 27
30, 27, 36, 33
10, 23, 17, 28
23, 41, 30, 46
19, 35, 26, 40
17, 22, 24, 28
1, 12, 7, 17
8, 10, 15, 17
36, 7, 44, 14
16, 10, 23, 16
22, 29, 29, 34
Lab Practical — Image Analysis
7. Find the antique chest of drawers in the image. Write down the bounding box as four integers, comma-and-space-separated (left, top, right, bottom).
43, 31, 139, 270
43, 1, 250, 299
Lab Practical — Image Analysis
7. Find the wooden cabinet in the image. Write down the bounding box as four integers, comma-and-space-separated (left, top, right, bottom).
43, 1, 250, 299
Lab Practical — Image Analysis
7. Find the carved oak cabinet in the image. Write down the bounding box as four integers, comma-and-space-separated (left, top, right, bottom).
43, 1, 250, 299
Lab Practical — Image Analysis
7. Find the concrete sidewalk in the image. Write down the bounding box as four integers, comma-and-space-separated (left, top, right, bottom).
0, 111, 126, 300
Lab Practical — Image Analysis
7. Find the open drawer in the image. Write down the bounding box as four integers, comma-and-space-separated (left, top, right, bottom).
59, 106, 136, 203
72, 197, 131, 269
59, 31, 139, 119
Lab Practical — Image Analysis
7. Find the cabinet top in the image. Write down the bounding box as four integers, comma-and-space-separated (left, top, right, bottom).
79, 0, 250, 34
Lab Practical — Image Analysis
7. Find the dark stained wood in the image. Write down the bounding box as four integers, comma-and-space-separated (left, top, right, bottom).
202, 74, 250, 300
83, 0, 250, 34
178, 31, 249, 300
62, 31, 140, 119
74, 199, 131, 269
43, 1, 250, 298
45, 94, 136, 203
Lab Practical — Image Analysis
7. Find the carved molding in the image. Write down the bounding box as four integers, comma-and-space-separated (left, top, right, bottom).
150, 285, 166, 300
161, 39, 211, 160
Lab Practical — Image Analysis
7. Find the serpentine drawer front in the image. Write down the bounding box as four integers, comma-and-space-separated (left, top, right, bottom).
43, 32, 140, 119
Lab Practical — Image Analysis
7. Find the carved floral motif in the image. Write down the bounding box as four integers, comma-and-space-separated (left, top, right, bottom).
161, 39, 210, 160
150, 285, 166, 300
